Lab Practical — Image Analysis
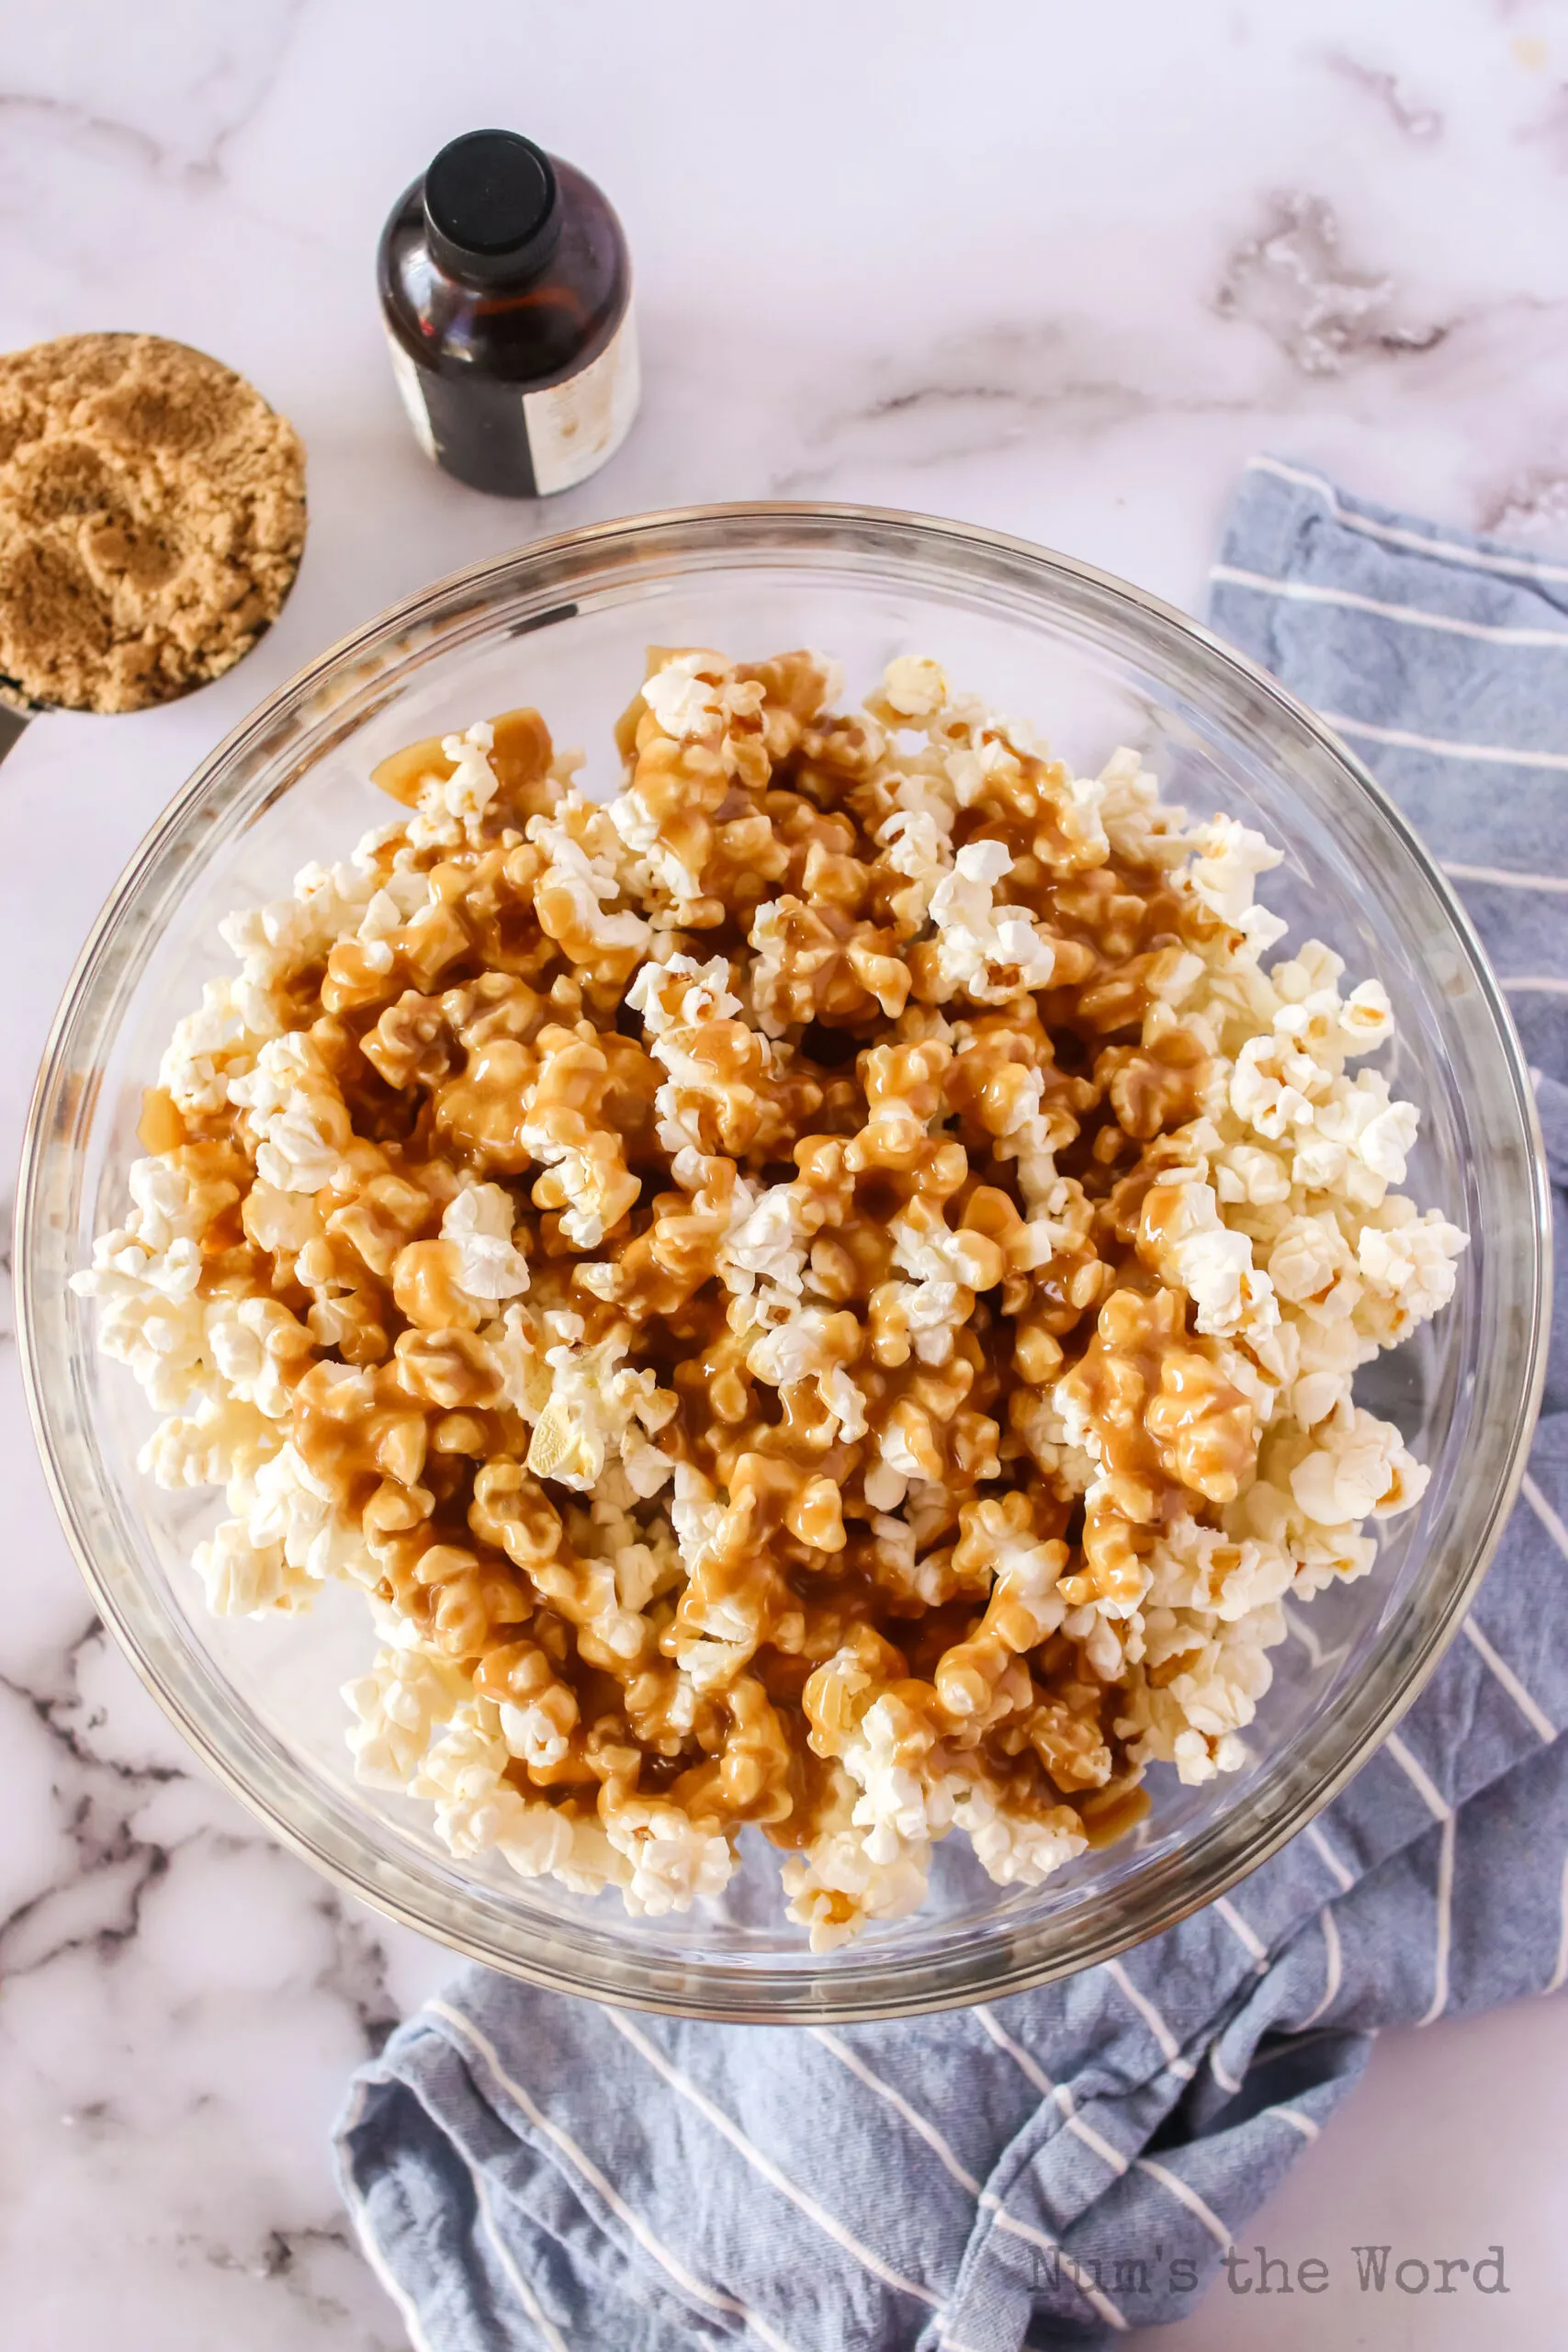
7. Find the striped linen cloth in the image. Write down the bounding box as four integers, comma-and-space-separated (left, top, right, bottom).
336, 462, 1568, 2351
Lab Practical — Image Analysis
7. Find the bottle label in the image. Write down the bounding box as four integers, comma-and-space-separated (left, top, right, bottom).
523, 307, 640, 495
384, 325, 437, 462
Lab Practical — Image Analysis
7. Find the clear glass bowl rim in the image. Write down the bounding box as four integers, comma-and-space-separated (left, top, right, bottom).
17, 499, 1552, 2022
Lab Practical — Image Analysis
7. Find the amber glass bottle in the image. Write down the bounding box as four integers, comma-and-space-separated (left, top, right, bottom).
378, 128, 637, 499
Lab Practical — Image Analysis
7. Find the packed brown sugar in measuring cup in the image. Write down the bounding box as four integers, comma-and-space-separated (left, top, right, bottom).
0, 332, 305, 716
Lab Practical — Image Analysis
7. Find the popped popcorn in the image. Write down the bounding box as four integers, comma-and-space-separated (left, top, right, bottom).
76, 650, 1465, 1946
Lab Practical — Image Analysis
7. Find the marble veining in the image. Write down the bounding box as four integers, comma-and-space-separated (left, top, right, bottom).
1213, 191, 1452, 375
1324, 51, 1446, 141
5, 3, 1568, 2346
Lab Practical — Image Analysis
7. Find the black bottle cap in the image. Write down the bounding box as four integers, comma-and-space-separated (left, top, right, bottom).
423, 129, 561, 284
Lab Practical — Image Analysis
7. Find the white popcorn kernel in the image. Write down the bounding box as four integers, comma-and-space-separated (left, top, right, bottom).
407, 721, 502, 842
863, 1461, 908, 1513
881, 654, 950, 718
527, 798, 652, 960
782, 1829, 930, 1952
630, 951, 760, 1154
499, 1700, 572, 1771
205, 1294, 313, 1419
1212, 1142, 1292, 1208
442, 1183, 530, 1300
1357, 1098, 1419, 1183
1289, 1405, 1430, 1527
1356, 1209, 1467, 1334
953, 1778, 1087, 1888
1338, 978, 1394, 1055
159, 977, 265, 1114
844, 1694, 953, 1862
1142, 1177, 1279, 1343
229, 1032, 352, 1193
243, 1182, 321, 1255
526, 1327, 675, 1497
1185, 815, 1286, 951
927, 840, 1058, 1004
641, 650, 728, 740
344, 1646, 472, 1788
1230, 1034, 1322, 1141
139, 1396, 276, 1490
608, 1803, 736, 1916
194, 1517, 314, 1617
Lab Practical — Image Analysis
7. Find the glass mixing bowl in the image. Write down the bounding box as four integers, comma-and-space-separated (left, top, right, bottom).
18, 504, 1550, 2021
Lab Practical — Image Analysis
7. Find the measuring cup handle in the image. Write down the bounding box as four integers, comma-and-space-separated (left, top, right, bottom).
0, 704, 32, 764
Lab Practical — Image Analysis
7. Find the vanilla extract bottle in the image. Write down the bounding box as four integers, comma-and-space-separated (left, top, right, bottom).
378, 127, 638, 498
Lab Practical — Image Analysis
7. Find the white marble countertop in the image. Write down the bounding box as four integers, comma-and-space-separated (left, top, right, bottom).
5, 3, 1567, 2344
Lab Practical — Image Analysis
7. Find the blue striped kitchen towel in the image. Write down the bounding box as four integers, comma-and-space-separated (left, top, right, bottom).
336, 460, 1567, 2351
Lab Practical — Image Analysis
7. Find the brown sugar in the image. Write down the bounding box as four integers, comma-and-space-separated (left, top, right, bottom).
0, 333, 306, 715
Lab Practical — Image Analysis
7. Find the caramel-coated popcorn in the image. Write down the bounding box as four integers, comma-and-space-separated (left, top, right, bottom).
77, 650, 1466, 1947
